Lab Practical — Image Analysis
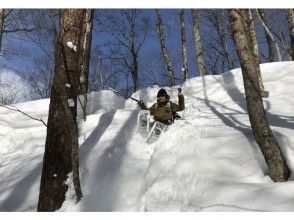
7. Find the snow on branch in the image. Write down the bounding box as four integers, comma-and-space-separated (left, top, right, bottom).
66, 42, 77, 52
79, 76, 85, 83
68, 99, 75, 107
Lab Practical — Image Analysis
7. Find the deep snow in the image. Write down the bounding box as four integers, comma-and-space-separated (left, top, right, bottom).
0, 62, 294, 211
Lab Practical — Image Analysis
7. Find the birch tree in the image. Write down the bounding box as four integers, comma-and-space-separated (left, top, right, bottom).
78, 9, 93, 121
229, 9, 289, 182
179, 9, 189, 82
98, 10, 148, 93
191, 9, 207, 77
247, 10, 269, 98
256, 9, 282, 62
155, 9, 175, 86
286, 9, 294, 60
203, 10, 236, 73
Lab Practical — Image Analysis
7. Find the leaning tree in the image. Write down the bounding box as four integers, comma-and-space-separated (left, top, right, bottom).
228, 9, 289, 182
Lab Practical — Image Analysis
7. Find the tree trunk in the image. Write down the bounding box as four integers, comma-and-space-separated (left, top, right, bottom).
38, 9, 86, 211
155, 9, 175, 86
257, 9, 282, 62
286, 9, 294, 60
179, 9, 189, 82
220, 30, 235, 70
98, 57, 104, 89
257, 9, 276, 62
78, 9, 93, 121
205, 10, 235, 72
191, 9, 207, 77
0, 9, 4, 52
47, 10, 58, 97
228, 9, 289, 182
48, 10, 58, 51
218, 10, 235, 70
248, 10, 269, 98
130, 17, 139, 93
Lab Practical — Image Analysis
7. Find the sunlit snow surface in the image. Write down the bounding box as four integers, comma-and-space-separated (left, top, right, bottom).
1, 62, 294, 211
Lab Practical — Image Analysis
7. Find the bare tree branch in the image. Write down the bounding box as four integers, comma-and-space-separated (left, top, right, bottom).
3, 28, 36, 33
0, 104, 47, 126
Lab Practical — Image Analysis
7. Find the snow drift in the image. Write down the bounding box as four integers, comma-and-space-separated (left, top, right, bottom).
0, 61, 294, 211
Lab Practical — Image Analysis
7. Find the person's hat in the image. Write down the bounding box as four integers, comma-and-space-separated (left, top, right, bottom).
157, 89, 168, 98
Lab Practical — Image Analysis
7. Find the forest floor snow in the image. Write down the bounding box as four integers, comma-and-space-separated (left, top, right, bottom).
1, 61, 294, 211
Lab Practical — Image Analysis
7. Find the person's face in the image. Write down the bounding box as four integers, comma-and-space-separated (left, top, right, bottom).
158, 96, 166, 102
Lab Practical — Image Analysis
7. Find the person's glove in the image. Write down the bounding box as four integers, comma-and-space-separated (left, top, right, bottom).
138, 100, 146, 109
178, 88, 182, 95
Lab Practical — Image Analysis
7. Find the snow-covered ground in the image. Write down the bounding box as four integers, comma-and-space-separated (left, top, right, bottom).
0, 61, 294, 211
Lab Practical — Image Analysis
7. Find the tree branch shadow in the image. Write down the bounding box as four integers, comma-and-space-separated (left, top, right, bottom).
79, 110, 116, 163
198, 203, 265, 212
81, 110, 138, 211
0, 111, 117, 211
0, 161, 42, 211
201, 76, 268, 175
220, 71, 294, 130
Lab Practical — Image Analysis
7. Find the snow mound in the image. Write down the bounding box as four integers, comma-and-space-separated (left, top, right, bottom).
0, 61, 294, 211
84, 90, 125, 114
144, 61, 294, 211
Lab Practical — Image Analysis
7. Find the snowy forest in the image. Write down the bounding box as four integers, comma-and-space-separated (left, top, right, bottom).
0, 8, 294, 212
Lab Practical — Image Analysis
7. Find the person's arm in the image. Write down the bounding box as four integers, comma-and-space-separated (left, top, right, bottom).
138, 101, 156, 116
148, 103, 156, 115
171, 89, 185, 112
138, 101, 148, 110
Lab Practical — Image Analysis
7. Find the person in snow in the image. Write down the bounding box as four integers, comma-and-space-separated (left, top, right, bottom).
138, 88, 185, 125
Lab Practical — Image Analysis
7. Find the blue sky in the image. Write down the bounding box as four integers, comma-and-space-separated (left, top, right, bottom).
1, 9, 199, 78
0, 9, 291, 93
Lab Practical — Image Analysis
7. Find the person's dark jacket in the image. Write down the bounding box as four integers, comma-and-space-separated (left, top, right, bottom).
139, 94, 185, 123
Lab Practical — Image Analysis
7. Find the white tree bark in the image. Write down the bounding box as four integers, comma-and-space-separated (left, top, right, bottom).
248, 10, 269, 98
179, 9, 189, 81
286, 9, 294, 60
78, 9, 94, 121
155, 9, 175, 86
229, 9, 289, 182
257, 9, 276, 62
256, 9, 282, 61
191, 9, 207, 77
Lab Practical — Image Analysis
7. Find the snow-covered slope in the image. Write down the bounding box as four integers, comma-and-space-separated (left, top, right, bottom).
0, 62, 294, 211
